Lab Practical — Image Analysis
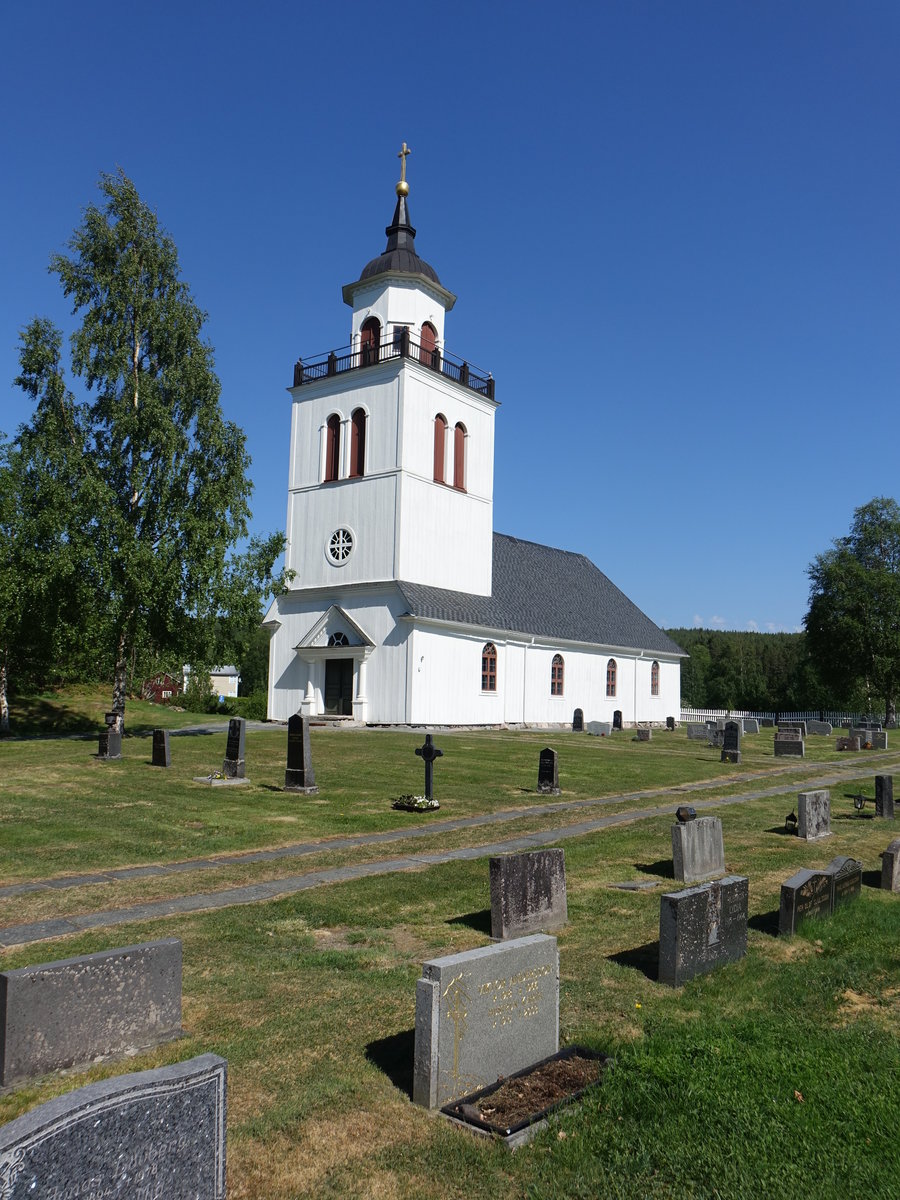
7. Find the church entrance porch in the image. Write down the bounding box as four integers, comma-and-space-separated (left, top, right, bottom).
324, 658, 354, 716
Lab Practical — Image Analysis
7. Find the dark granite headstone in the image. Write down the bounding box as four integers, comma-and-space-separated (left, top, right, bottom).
222, 717, 246, 779
881, 838, 900, 891
873, 730, 889, 750
0, 1054, 226, 1198
774, 728, 804, 757
536, 747, 560, 795
836, 735, 861, 751
636, 727, 651, 742
779, 856, 862, 934
721, 719, 741, 763
284, 713, 318, 793
152, 728, 171, 768
572, 708, 584, 732
0, 939, 183, 1086
97, 729, 122, 759
829, 855, 862, 909
686, 723, 708, 741
658, 875, 748, 986
666, 716, 676, 731
613, 709, 623, 730
875, 775, 895, 819
489, 849, 568, 938
779, 721, 807, 737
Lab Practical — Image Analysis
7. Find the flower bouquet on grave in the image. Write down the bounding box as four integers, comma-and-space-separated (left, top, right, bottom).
391, 795, 440, 812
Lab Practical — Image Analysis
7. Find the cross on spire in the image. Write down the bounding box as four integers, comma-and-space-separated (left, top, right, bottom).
398, 141, 411, 182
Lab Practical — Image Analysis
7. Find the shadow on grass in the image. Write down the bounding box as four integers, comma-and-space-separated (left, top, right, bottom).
446, 909, 493, 935
863, 869, 883, 889
834, 812, 874, 822
765, 824, 798, 836
635, 859, 674, 880
366, 1028, 415, 1099
607, 941, 659, 981
749, 909, 780, 937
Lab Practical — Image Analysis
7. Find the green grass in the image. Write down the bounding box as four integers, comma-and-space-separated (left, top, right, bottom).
1, 717, 899, 1198
6, 682, 230, 736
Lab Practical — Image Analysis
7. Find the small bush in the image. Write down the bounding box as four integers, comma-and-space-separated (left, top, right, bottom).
233, 691, 268, 721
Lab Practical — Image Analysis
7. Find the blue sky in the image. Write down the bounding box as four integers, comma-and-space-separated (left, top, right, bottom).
3, 2, 898, 634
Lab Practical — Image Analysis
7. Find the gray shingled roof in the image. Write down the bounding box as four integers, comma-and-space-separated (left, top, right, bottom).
398, 533, 685, 656
357, 194, 441, 285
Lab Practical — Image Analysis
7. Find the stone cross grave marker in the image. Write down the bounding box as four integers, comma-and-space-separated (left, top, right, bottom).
536, 747, 560, 795
0, 1054, 226, 1199
284, 713, 318, 793
413, 934, 559, 1109
721, 720, 741, 764
797, 790, 831, 840
222, 717, 246, 778
415, 733, 443, 801
658, 875, 749, 986
0, 939, 183, 1087
489, 849, 568, 939
572, 708, 584, 732
881, 838, 900, 891
875, 775, 895, 819
671, 814, 726, 884
779, 856, 863, 935
152, 728, 171, 768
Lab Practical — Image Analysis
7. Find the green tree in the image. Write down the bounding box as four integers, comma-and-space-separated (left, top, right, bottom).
13, 171, 284, 723
805, 497, 900, 724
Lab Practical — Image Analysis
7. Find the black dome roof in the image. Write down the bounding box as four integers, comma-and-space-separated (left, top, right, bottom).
356, 194, 442, 286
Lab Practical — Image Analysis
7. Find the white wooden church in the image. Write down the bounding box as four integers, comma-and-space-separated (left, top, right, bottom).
264, 149, 684, 726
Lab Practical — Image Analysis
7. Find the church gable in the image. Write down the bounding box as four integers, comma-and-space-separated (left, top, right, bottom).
295, 605, 375, 650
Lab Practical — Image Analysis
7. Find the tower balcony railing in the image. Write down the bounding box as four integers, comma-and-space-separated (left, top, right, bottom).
292, 329, 495, 400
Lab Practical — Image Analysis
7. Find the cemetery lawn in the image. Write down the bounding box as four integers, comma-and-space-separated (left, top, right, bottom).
1, 726, 899, 1198
5, 683, 231, 736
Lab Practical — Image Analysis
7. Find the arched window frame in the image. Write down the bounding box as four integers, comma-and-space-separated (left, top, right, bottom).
550, 653, 564, 697
324, 413, 341, 482
481, 642, 497, 692
650, 660, 660, 697
420, 321, 438, 368
327, 632, 349, 647
453, 422, 467, 491
433, 413, 448, 483
359, 317, 381, 366
606, 658, 617, 698
349, 407, 367, 478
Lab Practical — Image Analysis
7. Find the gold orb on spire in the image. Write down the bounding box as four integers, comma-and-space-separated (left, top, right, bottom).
396, 141, 411, 196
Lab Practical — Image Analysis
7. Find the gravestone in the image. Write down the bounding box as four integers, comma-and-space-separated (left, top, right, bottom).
880, 838, 900, 891
415, 733, 443, 801
779, 856, 863, 935
666, 716, 676, 731
686, 724, 708, 741
413, 934, 559, 1109
586, 720, 612, 737
774, 728, 804, 757
807, 720, 833, 736
671, 815, 726, 884
284, 713, 318, 793
489, 849, 567, 939
0, 939, 183, 1087
779, 721, 808, 737
836, 735, 861, 751
875, 775, 895, 819
222, 717, 246, 779
721, 720, 741, 765
572, 708, 584, 732
0, 1054, 226, 1199
850, 726, 876, 747
760, 717, 776, 727
873, 730, 889, 750
708, 727, 724, 749
97, 728, 122, 760
743, 718, 760, 734
797, 790, 831, 840
536, 747, 560, 795
613, 710, 623, 730
636, 727, 651, 742
658, 875, 748, 986
151, 728, 171, 768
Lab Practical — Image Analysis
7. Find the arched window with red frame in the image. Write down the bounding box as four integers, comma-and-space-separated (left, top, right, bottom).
551, 654, 564, 696
481, 642, 497, 692
453, 422, 467, 491
359, 317, 380, 366
651, 660, 660, 696
325, 414, 341, 482
420, 321, 437, 367
350, 408, 366, 477
433, 414, 447, 483
606, 658, 617, 697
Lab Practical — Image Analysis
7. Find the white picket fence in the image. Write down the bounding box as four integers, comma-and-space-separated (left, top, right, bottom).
680, 707, 870, 726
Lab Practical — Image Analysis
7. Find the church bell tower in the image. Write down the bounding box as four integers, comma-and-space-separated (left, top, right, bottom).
283, 145, 498, 596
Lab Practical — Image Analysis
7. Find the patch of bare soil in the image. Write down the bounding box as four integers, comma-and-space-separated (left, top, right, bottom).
455, 1053, 603, 1130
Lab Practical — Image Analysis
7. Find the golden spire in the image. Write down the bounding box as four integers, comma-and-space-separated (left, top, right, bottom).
396, 142, 411, 197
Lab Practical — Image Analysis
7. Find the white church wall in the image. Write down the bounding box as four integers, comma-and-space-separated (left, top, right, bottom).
287, 474, 399, 588
397, 477, 492, 594
349, 278, 449, 348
